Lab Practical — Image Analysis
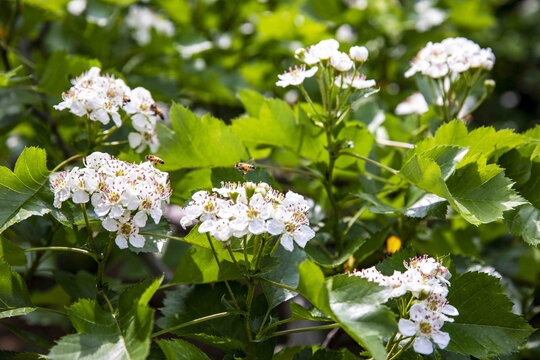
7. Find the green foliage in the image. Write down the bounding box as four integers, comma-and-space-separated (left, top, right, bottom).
444, 272, 535, 358
158, 104, 249, 171
48, 277, 163, 360
0, 147, 51, 234
0, 259, 35, 319
155, 339, 210, 360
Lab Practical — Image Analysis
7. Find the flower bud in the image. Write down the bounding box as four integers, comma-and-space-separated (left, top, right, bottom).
349, 46, 369, 62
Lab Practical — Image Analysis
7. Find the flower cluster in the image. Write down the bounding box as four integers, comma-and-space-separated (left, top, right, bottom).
352, 255, 458, 355
54, 67, 162, 153
126, 6, 175, 46
180, 182, 316, 251
276, 39, 375, 90
405, 37, 495, 79
49, 152, 172, 249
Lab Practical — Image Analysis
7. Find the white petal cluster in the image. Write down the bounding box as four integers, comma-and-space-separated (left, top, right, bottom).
54, 67, 162, 153
180, 182, 316, 251
352, 255, 458, 355
125, 6, 175, 46
49, 152, 172, 250
395, 92, 429, 115
276, 65, 318, 88
406, 37, 495, 79
277, 39, 375, 89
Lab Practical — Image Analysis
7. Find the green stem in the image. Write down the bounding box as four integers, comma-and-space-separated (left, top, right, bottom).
385, 332, 397, 351
96, 235, 114, 290
226, 245, 244, 273
35, 306, 69, 318
258, 277, 297, 293
243, 235, 250, 266
270, 236, 281, 255
139, 232, 206, 248
151, 312, 231, 338
299, 84, 325, 125
387, 336, 415, 360
24, 246, 98, 262
387, 334, 402, 358
80, 204, 99, 255
340, 152, 402, 177
51, 154, 85, 173
206, 234, 241, 310
270, 323, 339, 338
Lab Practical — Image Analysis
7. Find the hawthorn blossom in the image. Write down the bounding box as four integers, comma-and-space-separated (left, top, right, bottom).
49, 152, 172, 250
335, 74, 376, 90
181, 182, 316, 251
406, 37, 495, 79
276, 65, 318, 87
54, 68, 163, 153
330, 51, 354, 72
352, 255, 459, 355
349, 46, 369, 62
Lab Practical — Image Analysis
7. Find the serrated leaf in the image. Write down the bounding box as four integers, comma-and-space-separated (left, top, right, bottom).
444, 272, 534, 358
0, 259, 35, 319
0, 147, 52, 234
260, 246, 306, 309
156, 339, 210, 360
157, 104, 249, 171
504, 204, 540, 245
48, 277, 162, 360
289, 302, 331, 322
157, 284, 246, 351
296, 261, 395, 360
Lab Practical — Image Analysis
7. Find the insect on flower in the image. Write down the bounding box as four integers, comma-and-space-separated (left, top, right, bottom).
150, 103, 164, 120
146, 154, 164, 165
235, 162, 256, 176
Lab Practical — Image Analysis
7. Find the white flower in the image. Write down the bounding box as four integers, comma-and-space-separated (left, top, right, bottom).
398, 303, 451, 355
306, 39, 340, 61
349, 46, 369, 62
67, 0, 86, 16
335, 74, 376, 89
406, 37, 495, 79
330, 51, 354, 72
182, 182, 316, 251
276, 65, 318, 87
395, 93, 429, 115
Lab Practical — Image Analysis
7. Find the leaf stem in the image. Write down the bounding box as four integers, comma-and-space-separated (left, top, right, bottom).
387, 336, 415, 360
24, 246, 98, 262
340, 152, 403, 177
35, 306, 69, 318
80, 204, 99, 256
258, 277, 298, 293
227, 245, 244, 273
151, 312, 232, 338
206, 234, 241, 310
270, 323, 339, 338
51, 153, 85, 173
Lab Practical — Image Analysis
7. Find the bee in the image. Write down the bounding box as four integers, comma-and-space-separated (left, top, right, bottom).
146, 154, 164, 165
122, 95, 131, 105
235, 162, 256, 176
150, 103, 164, 120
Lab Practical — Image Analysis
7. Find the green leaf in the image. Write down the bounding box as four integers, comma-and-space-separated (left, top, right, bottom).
157, 284, 247, 351
504, 204, 540, 246
0, 66, 23, 88
156, 339, 210, 360
239, 89, 267, 118
445, 161, 526, 224
296, 261, 395, 360
335, 123, 374, 170
1, 322, 53, 349
0, 259, 35, 319
171, 243, 250, 285
289, 302, 331, 322
157, 104, 249, 171
54, 270, 97, 300
0, 237, 26, 266
0, 147, 52, 234
444, 272, 534, 358
327, 275, 396, 360
260, 246, 306, 309
48, 277, 163, 360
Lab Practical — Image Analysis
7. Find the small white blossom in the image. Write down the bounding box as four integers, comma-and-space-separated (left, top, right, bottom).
395, 92, 429, 115
349, 46, 369, 62
330, 51, 354, 72
49, 152, 172, 250
276, 65, 318, 87
181, 182, 315, 251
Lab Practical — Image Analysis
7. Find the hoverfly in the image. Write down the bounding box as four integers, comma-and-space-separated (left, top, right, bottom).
146, 154, 164, 165
235, 162, 256, 176
150, 103, 164, 120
